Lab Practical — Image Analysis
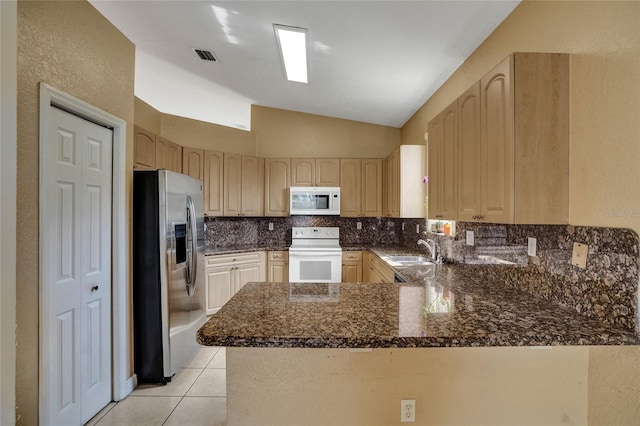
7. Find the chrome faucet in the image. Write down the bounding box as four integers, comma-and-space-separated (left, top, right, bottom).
417, 239, 438, 262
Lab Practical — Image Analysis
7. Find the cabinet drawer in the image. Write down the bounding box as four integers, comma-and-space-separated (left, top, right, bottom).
268, 251, 289, 261
342, 251, 362, 261
206, 251, 264, 268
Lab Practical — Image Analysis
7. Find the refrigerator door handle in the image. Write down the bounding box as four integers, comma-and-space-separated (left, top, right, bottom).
186, 195, 197, 296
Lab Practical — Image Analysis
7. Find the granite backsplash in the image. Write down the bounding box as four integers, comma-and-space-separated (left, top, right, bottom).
430, 222, 639, 333
204, 216, 427, 251
205, 216, 639, 334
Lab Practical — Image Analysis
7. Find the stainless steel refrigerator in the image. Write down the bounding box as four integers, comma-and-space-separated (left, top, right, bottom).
133, 170, 206, 383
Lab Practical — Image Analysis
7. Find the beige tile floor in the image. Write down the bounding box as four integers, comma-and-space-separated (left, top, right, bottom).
86, 346, 227, 426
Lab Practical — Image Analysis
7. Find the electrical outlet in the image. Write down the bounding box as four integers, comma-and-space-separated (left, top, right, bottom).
401, 222, 405, 231
466, 230, 474, 246
416, 224, 420, 233
268, 223, 274, 231
357, 222, 362, 230
401, 399, 416, 423
528, 237, 537, 257
571, 242, 588, 269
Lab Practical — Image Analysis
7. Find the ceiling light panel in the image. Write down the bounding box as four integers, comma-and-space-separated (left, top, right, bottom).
273, 24, 308, 83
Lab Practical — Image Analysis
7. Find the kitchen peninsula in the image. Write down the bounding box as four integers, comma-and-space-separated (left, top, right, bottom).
197, 265, 637, 348
197, 250, 640, 425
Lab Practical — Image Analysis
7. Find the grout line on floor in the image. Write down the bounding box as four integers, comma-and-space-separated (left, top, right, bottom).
96, 348, 226, 425
161, 365, 210, 425
160, 395, 185, 426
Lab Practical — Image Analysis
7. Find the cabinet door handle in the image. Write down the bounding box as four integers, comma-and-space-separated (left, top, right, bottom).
91, 285, 99, 292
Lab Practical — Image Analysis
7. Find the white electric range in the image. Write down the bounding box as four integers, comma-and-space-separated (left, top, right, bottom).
288, 227, 342, 283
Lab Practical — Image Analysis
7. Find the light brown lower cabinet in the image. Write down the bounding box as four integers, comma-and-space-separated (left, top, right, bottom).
341, 251, 363, 282
205, 252, 266, 315
367, 253, 395, 283
267, 251, 288, 282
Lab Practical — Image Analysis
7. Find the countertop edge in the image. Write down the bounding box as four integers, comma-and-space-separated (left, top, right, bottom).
196, 332, 639, 349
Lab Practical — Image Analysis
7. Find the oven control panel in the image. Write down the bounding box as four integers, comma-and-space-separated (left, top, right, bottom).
292, 227, 339, 239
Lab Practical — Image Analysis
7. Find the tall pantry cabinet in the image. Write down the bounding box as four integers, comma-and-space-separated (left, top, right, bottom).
384, 145, 426, 218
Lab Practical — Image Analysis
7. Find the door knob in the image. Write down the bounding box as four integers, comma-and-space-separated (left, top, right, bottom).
91, 285, 99, 292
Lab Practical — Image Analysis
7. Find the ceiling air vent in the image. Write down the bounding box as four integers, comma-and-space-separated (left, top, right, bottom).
193, 48, 218, 62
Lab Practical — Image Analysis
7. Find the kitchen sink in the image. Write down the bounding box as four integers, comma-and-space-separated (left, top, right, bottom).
382, 255, 434, 266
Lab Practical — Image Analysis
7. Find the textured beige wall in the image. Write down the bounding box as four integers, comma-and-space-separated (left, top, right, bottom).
161, 113, 256, 156
16, 1, 135, 424
134, 98, 256, 155
134, 97, 161, 134
588, 346, 640, 424
1, 2, 18, 425
134, 102, 402, 158
228, 346, 591, 425
253, 105, 403, 158
402, 0, 640, 235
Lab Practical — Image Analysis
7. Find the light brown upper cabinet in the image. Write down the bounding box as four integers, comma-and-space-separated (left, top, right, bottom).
428, 99, 458, 220
224, 154, 264, 216
339, 159, 361, 217
156, 136, 182, 173
133, 126, 156, 170
182, 147, 205, 181
457, 82, 482, 222
383, 148, 399, 217
340, 159, 383, 217
134, 126, 182, 173
361, 159, 383, 217
290, 158, 314, 186
264, 158, 291, 216
316, 158, 341, 186
482, 53, 569, 224
203, 150, 224, 216
384, 146, 426, 218
168, 140, 183, 173
480, 56, 514, 223
291, 158, 340, 187
428, 53, 569, 224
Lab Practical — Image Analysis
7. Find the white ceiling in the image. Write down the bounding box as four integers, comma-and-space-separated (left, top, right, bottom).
90, 1, 520, 131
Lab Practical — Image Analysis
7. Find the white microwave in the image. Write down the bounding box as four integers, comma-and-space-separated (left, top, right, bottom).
289, 187, 341, 215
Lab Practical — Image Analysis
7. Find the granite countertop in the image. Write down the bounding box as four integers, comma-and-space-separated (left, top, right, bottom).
197, 258, 640, 348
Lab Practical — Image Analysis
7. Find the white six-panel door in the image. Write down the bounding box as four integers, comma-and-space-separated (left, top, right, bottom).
41, 106, 113, 425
